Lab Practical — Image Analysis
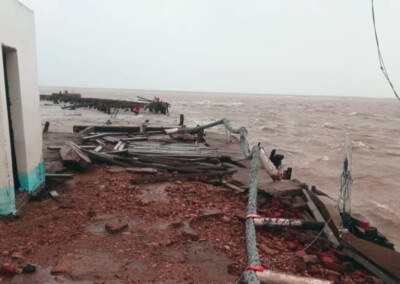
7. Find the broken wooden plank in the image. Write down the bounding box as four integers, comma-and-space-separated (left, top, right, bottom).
59, 141, 91, 169
302, 188, 339, 246
85, 150, 132, 167
126, 167, 158, 174
45, 174, 74, 180
258, 179, 305, 196
78, 145, 97, 149
94, 146, 103, 152
94, 139, 106, 148
82, 132, 128, 141
259, 147, 280, 181
118, 142, 126, 151
114, 141, 122, 150
106, 166, 126, 174
79, 126, 95, 135
47, 146, 62, 150
221, 180, 244, 193
121, 137, 148, 142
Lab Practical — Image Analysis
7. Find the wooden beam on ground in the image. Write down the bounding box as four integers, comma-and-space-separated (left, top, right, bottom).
85, 150, 132, 167
302, 188, 339, 246
45, 174, 74, 181
256, 270, 330, 284
59, 141, 91, 168
221, 180, 244, 193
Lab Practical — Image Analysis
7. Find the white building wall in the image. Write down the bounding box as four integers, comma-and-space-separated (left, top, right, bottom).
0, 0, 44, 214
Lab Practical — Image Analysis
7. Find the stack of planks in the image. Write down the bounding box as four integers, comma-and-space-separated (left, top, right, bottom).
54, 125, 238, 182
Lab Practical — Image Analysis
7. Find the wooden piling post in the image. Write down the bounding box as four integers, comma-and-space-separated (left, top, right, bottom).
43, 121, 50, 134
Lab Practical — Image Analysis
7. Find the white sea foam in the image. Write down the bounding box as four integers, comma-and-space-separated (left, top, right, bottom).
212, 102, 244, 107
322, 122, 335, 128
371, 201, 389, 210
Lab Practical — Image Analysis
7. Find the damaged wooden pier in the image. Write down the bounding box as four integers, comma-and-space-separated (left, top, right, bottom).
1, 117, 399, 283
40, 92, 170, 115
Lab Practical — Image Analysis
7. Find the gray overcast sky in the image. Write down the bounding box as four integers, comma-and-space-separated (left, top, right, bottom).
19, 0, 400, 97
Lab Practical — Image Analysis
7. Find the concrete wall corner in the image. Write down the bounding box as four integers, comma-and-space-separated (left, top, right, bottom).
18, 161, 45, 193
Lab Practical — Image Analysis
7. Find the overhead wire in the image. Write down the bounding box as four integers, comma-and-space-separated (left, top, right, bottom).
371, 0, 400, 101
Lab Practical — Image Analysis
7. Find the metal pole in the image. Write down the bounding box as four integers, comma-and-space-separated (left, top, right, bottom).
342, 133, 352, 228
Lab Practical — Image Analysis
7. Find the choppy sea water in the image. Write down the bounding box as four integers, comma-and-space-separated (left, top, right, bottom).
40, 87, 400, 249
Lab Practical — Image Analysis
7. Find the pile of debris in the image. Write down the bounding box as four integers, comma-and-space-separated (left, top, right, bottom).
55, 127, 237, 185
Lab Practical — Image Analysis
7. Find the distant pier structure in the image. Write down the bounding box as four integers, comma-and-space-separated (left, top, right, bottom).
0, 0, 45, 215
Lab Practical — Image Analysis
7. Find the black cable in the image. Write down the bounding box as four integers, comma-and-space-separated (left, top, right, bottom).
371, 0, 400, 101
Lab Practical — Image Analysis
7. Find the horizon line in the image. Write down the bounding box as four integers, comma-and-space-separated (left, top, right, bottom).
39, 85, 395, 100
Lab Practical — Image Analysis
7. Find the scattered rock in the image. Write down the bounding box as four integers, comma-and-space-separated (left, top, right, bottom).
198, 208, 223, 219
307, 265, 321, 275
286, 242, 297, 250
321, 255, 336, 264
324, 269, 341, 276
1, 251, 9, 256
11, 252, 24, 259
302, 254, 318, 264
333, 248, 348, 261
324, 261, 346, 273
51, 260, 71, 276
221, 216, 231, 223
168, 222, 198, 241
105, 218, 129, 233
295, 261, 307, 272
22, 264, 37, 274
234, 209, 246, 221
259, 244, 274, 255
295, 250, 307, 258
147, 242, 159, 248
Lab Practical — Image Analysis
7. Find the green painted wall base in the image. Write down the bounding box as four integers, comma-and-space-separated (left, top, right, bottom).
0, 185, 16, 215
18, 161, 45, 193
0, 162, 45, 215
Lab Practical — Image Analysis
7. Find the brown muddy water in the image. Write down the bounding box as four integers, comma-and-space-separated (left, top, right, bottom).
40, 87, 400, 249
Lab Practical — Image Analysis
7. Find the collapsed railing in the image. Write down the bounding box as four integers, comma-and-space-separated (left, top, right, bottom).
177, 118, 329, 284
